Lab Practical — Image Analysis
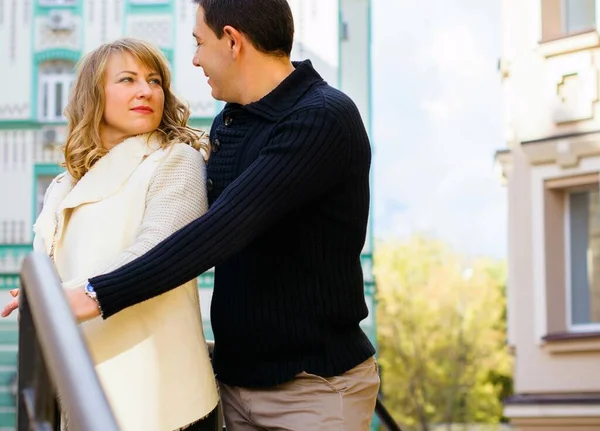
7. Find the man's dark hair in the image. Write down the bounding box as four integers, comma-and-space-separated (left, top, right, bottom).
194, 0, 294, 57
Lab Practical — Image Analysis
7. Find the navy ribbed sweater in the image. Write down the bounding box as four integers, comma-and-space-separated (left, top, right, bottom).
90, 60, 375, 387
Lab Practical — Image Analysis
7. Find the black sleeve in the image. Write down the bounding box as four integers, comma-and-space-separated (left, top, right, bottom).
90, 108, 350, 318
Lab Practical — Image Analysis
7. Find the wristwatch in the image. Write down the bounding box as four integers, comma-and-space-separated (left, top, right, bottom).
84, 282, 97, 300
84, 282, 102, 315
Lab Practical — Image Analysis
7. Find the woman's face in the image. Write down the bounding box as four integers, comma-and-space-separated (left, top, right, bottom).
100, 52, 165, 149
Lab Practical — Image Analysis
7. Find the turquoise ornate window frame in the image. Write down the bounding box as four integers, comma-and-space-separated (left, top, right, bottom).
32, 164, 65, 225
0, 121, 42, 130
161, 48, 174, 67
0, 243, 31, 289
35, 0, 82, 14
31, 49, 81, 124
126, 1, 173, 15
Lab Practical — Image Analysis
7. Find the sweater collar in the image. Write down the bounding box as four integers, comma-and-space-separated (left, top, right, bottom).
33, 133, 161, 255
59, 133, 161, 212
227, 60, 323, 121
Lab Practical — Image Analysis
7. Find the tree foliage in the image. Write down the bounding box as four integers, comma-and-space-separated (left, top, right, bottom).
375, 235, 512, 431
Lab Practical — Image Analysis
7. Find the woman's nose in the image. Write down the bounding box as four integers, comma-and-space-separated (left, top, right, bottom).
137, 81, 152, 98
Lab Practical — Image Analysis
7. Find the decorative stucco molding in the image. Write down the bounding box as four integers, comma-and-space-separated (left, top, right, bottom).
0, 104, 29, 120
35, 14, 81, 51
126, 15, 172, 49
494, 149, 514, 184
521, 130, 600, 168
545, 51, 599, 124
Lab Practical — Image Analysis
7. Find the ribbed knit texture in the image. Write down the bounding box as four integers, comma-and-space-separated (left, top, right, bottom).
50, 142, 208, 291
90, 60, 375, 387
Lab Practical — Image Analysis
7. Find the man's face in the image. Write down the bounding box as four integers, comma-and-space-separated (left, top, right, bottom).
192, 6, 237, 102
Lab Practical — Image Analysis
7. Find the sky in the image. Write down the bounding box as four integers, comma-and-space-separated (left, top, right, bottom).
371, 0, 507, 258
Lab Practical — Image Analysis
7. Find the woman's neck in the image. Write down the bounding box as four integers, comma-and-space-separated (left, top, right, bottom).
100, 129, 132, 151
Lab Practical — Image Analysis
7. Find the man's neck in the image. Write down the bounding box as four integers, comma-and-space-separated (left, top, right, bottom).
237, 56, 296, 106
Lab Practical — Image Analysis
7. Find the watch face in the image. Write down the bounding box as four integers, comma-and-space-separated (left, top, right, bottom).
85, 284, 94, 294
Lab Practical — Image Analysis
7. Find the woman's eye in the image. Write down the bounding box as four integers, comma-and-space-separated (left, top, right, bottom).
149, 79, 162, 85
119, 77, 133, 83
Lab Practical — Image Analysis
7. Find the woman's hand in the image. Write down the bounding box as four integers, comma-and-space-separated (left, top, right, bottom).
0, 288, 100, 322
1, 289, 20, 318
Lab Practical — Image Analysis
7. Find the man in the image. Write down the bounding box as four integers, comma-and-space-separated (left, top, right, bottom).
55, 0, 378, 428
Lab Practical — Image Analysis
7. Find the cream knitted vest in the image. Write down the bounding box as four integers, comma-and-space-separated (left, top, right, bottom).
33, 134, 218, 431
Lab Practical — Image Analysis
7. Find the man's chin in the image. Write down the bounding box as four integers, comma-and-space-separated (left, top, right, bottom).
210, 88, 223, 101
211, 90, 237, 104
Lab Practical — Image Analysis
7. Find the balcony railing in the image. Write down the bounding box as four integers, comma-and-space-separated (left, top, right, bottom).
0, 244, 31, 274
16, 252, 402, 430
0, 129, 64, 171
376, 396, 403, 431
17, 252, 119, 430
0, 223, 29, 246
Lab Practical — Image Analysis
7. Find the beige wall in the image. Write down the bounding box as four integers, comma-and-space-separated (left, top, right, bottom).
502, 0, 600, 142
500, 0, 600, 398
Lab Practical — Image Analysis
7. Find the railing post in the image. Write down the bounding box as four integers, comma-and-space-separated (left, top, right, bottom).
17, 252, 119, 431
17, 285, 58, 431
375, 394, 403, 431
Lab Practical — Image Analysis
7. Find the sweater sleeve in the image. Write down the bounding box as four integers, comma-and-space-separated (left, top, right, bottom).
91, 108, 349, 318
64, 144, 207, 291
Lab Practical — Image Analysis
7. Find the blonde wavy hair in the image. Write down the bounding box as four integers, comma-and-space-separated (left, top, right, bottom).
63, 38, 209, 181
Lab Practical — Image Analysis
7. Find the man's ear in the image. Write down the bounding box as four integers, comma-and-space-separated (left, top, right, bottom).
223, 26, 243, 58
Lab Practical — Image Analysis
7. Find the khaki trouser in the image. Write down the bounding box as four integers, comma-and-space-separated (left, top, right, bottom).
219, 356, 380, 431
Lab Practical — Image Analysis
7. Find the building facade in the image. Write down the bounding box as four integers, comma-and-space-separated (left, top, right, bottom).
0, 0, 374, 429
496, 0, 600, 430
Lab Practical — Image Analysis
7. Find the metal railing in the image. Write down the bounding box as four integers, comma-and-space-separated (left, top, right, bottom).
17, 252, 119, 431
15, 252, 401, 431
376, 395, 403, 431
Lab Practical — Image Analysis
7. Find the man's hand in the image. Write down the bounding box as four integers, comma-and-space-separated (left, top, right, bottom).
65, 288, 101, 322
1, 288, 100, 322
1, 289, 20, 318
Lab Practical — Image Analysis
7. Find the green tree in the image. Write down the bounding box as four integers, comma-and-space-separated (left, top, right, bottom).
375, 235, 512, 431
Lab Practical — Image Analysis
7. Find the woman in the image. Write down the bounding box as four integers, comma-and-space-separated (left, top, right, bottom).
4, 39, 219, 430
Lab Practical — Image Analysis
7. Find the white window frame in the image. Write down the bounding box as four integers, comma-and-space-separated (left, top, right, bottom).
38, 0, 77, 6
561, 0, 597, 36
38, 62, 74, 123
564, 188, 600, 332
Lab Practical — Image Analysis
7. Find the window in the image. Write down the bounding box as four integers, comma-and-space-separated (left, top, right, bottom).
38, 61, 75, 122
525, 146, 600, 347
541, 0, 596, 41
563, 0, 596, 34
38, 0, 77, 5
538, 172, 600, 340
566, 188, 600, 330
33, 165, 65, 226
35, 176, 55, 217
